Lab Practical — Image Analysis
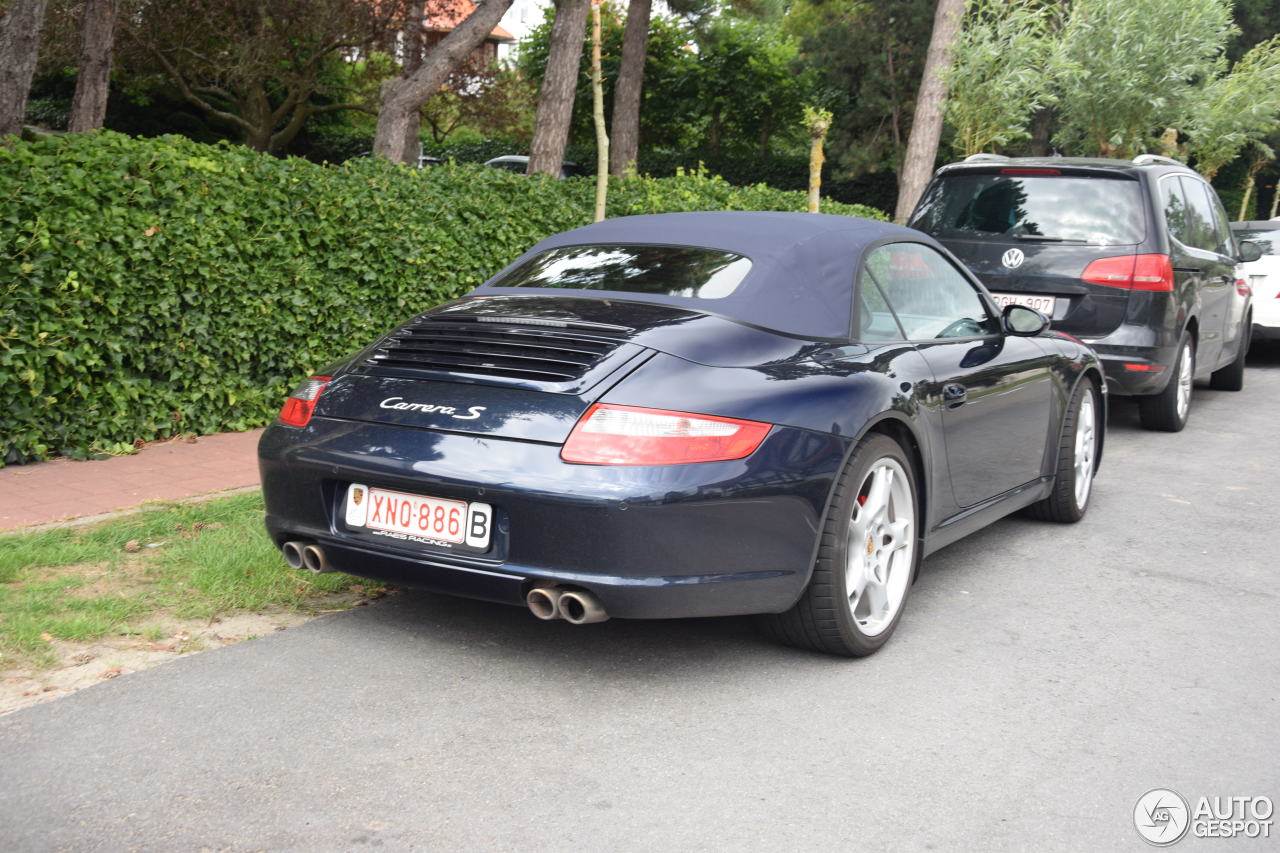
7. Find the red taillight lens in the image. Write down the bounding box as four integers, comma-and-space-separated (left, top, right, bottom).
561, 404, 772, 466
1000, 168, 1061, 175
1236, 279, 1252, 297
278, 376, 331, 427
1081, 254, 1174, 292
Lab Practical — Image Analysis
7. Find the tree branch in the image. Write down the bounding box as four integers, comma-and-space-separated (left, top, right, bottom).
150, 47, 253, 133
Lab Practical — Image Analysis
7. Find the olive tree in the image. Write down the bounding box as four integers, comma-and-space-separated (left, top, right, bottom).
1052, 0, 1235, 157
942, 0, 1054, 157
1183, 35, 1280, 178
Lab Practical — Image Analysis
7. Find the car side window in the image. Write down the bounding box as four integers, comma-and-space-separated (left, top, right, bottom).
1179, 176, 1221, 253
1200, 183, 1235, 257
862, 243, 996, 340
1160, 177, 1191, 246
856, 268, 908, 342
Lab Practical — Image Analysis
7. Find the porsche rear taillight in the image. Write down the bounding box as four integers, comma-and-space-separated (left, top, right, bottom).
1080, 254, 1174, 291
278, 376, 331, 427
561, 404, 772, 465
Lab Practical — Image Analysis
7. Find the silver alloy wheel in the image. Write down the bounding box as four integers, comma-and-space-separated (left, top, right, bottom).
1176, 341, 1193, 421
1074, 392, 1096, 507
846, 457, 915, 637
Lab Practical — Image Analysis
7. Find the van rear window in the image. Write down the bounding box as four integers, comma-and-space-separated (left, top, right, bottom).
911, 174, 1145, 246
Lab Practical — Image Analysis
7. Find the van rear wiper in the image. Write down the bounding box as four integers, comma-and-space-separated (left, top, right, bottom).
1012, 234, 1089, 243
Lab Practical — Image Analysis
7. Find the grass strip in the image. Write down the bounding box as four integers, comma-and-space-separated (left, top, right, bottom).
0, 491, 380, 671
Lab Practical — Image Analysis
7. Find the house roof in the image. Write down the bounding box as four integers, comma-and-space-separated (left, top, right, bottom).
424, 0, 516, 41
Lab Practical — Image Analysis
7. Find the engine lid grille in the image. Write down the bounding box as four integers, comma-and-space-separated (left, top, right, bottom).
360, 315, 643, 392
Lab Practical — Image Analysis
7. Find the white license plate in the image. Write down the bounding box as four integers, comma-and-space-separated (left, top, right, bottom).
344, 483, 492, 549
991, 292, 1056, 315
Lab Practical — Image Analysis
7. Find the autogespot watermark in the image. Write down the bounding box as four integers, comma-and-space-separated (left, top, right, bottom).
1134, 788, 1274, 846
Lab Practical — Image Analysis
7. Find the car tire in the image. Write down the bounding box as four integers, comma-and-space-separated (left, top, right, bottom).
759, 433, 920, 657
1139, 332, 1194, 432
1209, 315, 1249, 392
1026, 379, 1099, 523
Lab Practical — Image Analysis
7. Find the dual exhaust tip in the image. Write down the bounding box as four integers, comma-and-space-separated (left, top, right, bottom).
526, 585, 608, 624
281, 540, 335, 574
281, 542, 606, 624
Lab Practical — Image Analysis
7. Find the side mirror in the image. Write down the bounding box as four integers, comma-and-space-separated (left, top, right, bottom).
1239, 240, 1263, 263
1002, 303, 1049, 336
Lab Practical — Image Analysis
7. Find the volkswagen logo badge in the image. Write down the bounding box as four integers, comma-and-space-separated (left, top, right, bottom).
1001, 248, 1025, 269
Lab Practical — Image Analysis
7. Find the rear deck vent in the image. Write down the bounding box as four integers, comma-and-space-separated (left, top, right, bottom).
364, 316, 628, 383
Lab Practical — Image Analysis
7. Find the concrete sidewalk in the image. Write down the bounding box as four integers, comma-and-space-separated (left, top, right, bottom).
0, 430, 264, 532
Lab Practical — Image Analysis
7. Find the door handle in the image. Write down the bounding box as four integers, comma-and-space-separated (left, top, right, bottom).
943, 383, 968, 405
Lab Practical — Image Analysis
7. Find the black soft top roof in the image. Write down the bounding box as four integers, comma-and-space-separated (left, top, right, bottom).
473, 211, 934, 339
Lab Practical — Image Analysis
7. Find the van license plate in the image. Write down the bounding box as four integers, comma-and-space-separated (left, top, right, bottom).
991, 292, 1056, 315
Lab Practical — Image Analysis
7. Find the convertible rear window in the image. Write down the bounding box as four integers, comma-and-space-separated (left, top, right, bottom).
492, 245, 752, 299
912, 173, 1146, 245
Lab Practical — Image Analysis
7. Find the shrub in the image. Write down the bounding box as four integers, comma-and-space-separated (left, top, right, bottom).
0, 132, 885, 465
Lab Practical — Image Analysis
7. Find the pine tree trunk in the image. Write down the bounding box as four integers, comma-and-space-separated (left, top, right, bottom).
894, 0, 964, 224
607, 0, 650, 177
399, 0, 426, 163
373, 0, 515, 162
528, 0, 589, 177
67, 0, 118, 132
590, 0, 607, 220
0, 0, 51, 138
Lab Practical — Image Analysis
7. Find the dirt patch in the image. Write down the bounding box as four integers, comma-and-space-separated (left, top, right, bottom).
0, 596, 368, 716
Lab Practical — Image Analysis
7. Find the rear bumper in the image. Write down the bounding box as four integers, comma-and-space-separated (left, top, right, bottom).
1082, 324, 1179, 396
259, 418, 847, 619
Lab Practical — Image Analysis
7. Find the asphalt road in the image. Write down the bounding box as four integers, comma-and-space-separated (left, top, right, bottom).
3, 345, 1279, 852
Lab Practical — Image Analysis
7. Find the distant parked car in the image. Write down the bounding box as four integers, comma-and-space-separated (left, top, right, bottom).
351, 151, 444, 168
1230, 219, 1280, 342
910, 154, 1260, 432
484, 155, 584, 178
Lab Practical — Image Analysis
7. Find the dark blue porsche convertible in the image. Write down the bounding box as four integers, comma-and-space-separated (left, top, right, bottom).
259, 212, 1104, 656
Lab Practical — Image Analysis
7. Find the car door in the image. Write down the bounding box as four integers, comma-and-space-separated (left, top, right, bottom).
862, 242, 1056, 509
1169, 176, 1235, 371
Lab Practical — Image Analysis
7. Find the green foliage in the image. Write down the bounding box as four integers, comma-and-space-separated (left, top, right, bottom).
1183, 36, 1280, 177
0, 132, 885, 465
518, 6, 701, 149
518, 6, 815, 155
1053, 0, 1237, 157
782, 0, 936, 174
943, 0, 1055, 156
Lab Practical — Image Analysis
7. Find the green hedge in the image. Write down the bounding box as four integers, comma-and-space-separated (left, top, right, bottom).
0, 131, 885, 465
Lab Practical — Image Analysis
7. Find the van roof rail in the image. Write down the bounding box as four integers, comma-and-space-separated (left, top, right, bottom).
963, 153, 1010, 163
1132, 154, 1185, 168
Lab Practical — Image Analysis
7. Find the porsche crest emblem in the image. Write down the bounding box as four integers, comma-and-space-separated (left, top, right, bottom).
351, 487, 364, 507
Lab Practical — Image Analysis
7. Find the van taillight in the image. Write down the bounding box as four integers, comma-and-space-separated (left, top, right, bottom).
1081, 254, 1174, 292
279, 376, 331, 427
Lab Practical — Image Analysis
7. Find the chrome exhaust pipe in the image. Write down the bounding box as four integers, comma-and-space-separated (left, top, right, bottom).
557, 589, 609, 625
301, 544, 335, 574
526, 585, 563, 620
281, 540, 306, 570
